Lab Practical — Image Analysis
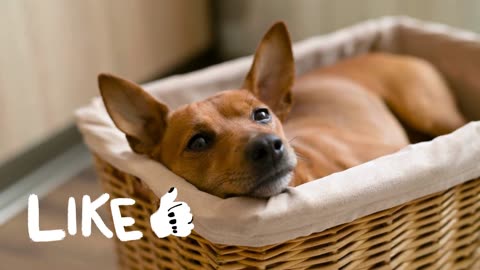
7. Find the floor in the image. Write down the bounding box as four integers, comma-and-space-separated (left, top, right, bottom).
0, 167, 117, 270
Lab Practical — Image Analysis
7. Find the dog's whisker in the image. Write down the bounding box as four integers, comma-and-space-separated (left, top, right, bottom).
211, 173, 252, 191
296, 155, 308, 162
288, 136, 299, 143
294, 151, 307, 159
294, 150, 309, 162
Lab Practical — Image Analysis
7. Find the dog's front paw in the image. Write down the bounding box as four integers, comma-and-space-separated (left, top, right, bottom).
150, 187, 194, 238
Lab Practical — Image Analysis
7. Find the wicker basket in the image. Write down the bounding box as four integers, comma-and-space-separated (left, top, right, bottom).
94, 156, 480, 269
78, 17, 480, 269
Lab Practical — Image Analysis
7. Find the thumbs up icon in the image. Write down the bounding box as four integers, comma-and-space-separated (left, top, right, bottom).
150, 187, 194, 238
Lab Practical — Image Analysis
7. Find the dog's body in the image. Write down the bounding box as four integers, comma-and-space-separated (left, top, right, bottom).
287, 53, 466, 185
99, 23, 466, 198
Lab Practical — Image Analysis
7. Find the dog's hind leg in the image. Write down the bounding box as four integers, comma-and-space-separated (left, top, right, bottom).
383, 60, 467, 137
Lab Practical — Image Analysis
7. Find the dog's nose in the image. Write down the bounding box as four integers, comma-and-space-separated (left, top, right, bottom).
246, 134, 284, 164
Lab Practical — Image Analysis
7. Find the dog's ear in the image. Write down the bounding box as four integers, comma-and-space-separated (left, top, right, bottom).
243, 21, 295, 121
98, 73, 169, 155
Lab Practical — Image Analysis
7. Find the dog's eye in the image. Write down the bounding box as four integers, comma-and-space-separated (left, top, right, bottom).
253, 108, 271, 123
187, 134, 211, 151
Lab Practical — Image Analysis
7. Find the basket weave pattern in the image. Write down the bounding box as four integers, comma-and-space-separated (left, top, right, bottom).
94, 155, 480, 270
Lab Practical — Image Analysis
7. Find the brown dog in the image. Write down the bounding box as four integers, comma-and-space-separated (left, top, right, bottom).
98, 22, 466, 198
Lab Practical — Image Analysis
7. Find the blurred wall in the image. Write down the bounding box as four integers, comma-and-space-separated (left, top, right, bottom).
0, 0, 211, 163
217, 0, 480, 58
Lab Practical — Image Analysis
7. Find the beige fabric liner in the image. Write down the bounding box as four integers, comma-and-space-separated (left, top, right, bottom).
76, 16, 480, 247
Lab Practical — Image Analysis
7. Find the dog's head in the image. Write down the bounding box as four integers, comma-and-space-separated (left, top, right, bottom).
98, 22, 297, 198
